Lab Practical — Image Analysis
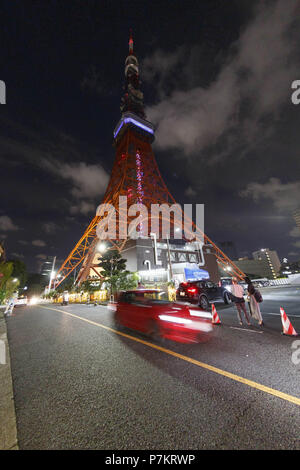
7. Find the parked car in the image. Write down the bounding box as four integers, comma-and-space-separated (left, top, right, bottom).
14, 296, 28, 307
113, 289, 213, 343
176, 280, 232, 310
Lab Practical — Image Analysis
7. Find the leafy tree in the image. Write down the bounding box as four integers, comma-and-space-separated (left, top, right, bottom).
5, 277, 20, 300
55, 277, 75, 294
81, 280, 103, 301
0, 261, 14, 303
111, 272, 138, 292
97, 249, 134, 295
8, 259, 28, 288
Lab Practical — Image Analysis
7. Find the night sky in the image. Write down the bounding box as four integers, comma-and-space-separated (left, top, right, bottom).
1, 0, 300, 272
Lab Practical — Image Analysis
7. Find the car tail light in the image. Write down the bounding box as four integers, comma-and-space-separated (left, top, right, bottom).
187, 287, 197, 294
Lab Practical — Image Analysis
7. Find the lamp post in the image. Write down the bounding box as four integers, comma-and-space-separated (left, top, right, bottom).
166, 235, 173, 281
48, 256, 56, 292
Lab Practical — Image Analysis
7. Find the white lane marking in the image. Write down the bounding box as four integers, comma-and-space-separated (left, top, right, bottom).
229, 327, 263, 334
262, 312, 299, 318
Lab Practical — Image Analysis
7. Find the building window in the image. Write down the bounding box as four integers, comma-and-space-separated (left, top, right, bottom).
178, 252, 187, 262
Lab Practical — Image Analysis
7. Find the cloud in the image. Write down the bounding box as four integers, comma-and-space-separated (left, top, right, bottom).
18, 240, 29, 245
0, 119, 110, 214
70, 200, 96, 215
42, 159, 109, 214
35, 254, 47, 260
240, 177, 300, 212
145, 0, 299, 157
293, 240, 300, 248
59, 162, 109, 199
10, 253, 25, 259
185, 186, 197, 198
0, 216, 18, 231
142, 46, 187, 99
288, 251, 300, 257
43, 222, 58, 234
32, 239, 46, 247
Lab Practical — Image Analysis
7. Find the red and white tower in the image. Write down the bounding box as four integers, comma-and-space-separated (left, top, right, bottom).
55, 33, 245, 287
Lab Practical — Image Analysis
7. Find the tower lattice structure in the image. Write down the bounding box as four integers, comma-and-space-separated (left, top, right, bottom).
55, 34, 245, 287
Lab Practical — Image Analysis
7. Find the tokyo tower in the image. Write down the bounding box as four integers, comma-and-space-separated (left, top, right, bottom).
55, 33, 245, 287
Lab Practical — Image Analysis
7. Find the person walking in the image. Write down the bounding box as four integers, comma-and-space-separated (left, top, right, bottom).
244, 277, 264, 326
230, 278, 251, 326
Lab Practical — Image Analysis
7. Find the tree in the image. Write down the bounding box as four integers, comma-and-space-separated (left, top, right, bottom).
0, 261, 14, 303
8, 259, 28, 288
55, 277, 75, 294
97, 249, 135, 295
81, 280, 103, 301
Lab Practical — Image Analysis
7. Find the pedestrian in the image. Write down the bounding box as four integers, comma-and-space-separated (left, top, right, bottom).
4, 297, 15, 316
230, 278, 251, 326
244, 277, 264, 326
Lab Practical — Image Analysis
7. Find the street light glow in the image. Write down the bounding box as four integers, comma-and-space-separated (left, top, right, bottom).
98, 243, 107, 253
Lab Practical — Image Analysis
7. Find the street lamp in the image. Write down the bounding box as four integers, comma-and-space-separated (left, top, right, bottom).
48, 256, 56, 292
98, 242, 107, 253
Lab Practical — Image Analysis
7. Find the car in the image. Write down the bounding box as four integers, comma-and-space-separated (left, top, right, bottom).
15, 296, 28, 307
176, 280, 232, 310
113, 289, 213, 343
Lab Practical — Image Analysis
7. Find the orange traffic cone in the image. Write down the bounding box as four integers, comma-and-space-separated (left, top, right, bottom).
212, 304, 221, 325
280, 307, 299, 336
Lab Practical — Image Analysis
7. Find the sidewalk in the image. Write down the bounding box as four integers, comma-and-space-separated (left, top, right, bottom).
0, 308, 18, 450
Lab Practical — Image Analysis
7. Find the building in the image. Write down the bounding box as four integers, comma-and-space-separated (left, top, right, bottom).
232, 258, 274, 279
88, 238, 220, 286
293, 209, 300, 233
252, 248, 281, 278
40, 256, 55, 278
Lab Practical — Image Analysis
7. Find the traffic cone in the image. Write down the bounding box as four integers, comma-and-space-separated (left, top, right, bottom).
212, 304, 221, 325
280, 307, 299, 336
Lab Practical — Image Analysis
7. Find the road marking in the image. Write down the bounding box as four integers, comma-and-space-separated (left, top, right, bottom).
41, 305, 300, 407
229, 327, 263, 334
262, 312, 299, 318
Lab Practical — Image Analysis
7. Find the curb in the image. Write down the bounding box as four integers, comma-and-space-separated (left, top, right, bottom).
0, 310, 19, 450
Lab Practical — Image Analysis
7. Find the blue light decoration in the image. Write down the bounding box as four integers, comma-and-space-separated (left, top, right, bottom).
114, 115, 154, 139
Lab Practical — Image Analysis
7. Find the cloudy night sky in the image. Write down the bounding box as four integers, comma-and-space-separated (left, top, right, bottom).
1, 0, 300, 272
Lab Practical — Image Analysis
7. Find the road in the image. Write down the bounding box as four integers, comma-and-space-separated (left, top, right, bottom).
5, 286, 300, 450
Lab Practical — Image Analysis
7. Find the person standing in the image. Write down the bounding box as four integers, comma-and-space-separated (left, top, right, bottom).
4, 296, 15, 316
244, 277, 264, 326
230, 278, 251, 326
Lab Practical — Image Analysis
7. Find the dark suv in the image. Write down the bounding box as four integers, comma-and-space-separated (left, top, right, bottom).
176, 280, 232, 310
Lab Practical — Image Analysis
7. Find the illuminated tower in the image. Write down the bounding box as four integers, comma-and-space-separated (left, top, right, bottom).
55, 33, 245, 287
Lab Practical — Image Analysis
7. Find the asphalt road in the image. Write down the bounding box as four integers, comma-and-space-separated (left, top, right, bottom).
6, 286, 300, 450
